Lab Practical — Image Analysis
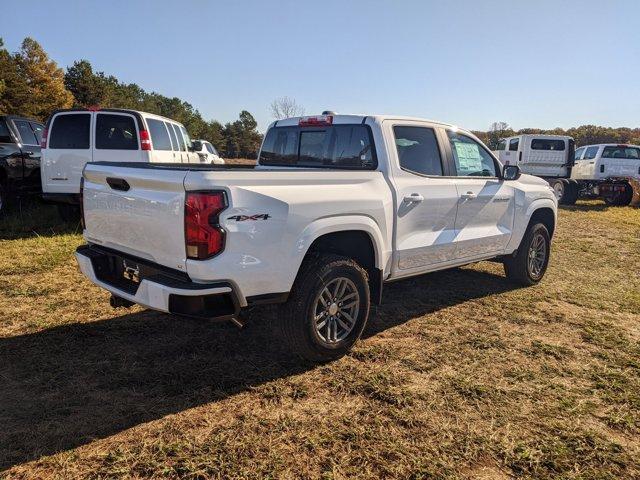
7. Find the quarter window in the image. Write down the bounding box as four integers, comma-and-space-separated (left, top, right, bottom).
14, 120, 38, 145
165, 122, 179, 151
95, 114, 138, 150
584, 146, 599, 160
448, 131, 498, 177
146, 119, 172, 151
509, 138, 519, 151
49, 114, 91, 149
172, 124, 187, 151
393, 126, 443, 176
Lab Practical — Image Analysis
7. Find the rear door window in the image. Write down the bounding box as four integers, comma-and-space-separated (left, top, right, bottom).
49, 113, 91, 149
393, 126, 443, 176
584, 146, 599, 159
30, 122, 44, 144
531, 139, 565, 150
0, 120, 13, 143
260, 125, 375, 169
95, 114, 138, 150
601, 146, 640, 160
147, 118, 172, 151
165, 121, 179, 151
14, 120, 39, 145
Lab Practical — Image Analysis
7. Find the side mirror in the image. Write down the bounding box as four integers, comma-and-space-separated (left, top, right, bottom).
191, 140, 202, 152
503, 164, 521, 181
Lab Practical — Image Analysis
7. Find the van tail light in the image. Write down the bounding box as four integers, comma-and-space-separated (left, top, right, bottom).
79, 176, 85, 229
299, 115, 333, 127
40, 127, 48, 148
140, 130, 152, 151
185, 191, 227, 260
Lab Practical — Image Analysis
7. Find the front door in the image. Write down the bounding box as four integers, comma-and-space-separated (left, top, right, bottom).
390, 123, 460, 275
444, 129, 515, 259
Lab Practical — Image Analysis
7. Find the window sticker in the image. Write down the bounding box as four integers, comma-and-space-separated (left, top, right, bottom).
454, 142, 483, 173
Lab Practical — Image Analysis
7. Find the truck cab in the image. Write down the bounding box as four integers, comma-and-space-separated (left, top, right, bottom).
0, 115, 45, 214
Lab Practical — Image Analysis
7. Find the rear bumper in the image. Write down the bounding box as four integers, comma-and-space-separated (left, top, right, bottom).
41, 193, 80, 205
76, 244, 240, 320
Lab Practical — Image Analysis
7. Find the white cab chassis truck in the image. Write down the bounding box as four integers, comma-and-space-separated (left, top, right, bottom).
571, 143, 640, 206
76, 114, 558, 361
494, 134, 579, 204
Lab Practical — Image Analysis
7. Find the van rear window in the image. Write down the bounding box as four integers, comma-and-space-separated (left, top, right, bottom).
49, 114, 91, 149
601, 146, 640, 160
259, 125, 376, 169
95, 114, 138, 150
531, 139, 565, 151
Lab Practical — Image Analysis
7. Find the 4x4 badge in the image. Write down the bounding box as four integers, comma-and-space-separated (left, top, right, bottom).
227, 214, 271, 222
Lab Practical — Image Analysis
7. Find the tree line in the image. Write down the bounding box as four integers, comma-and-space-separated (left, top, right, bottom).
475, 122, 640, 150
0, 37, 261, 158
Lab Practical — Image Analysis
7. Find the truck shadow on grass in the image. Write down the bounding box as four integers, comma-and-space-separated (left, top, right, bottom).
0, 267, 517, 471
0, 202, 80, 240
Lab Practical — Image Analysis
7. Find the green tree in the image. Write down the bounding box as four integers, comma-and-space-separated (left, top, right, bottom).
65, 60, 113, 107
14, 38, 73, 120
0, 38, 30, 116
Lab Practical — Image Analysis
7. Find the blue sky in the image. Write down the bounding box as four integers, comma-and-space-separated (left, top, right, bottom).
4, 0, 639, 132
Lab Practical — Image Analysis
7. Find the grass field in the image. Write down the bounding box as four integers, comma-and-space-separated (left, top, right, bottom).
0, 199, 638, 479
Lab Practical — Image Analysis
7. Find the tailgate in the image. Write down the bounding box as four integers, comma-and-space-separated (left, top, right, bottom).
82, 163, 188, 271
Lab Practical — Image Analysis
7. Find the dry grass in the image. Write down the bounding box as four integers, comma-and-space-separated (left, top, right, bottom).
0, 200, 638, 479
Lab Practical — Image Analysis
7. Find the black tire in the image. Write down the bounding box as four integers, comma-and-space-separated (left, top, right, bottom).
279, 253, 370, 362
603, 183, 633, 206
504, 223, 551, 286
56, 203, 81, 223
549, 179, 565, 203
0, 184, 6, 216
560, 180, 579, 205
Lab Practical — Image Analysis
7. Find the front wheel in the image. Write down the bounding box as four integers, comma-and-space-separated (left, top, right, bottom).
279, 253, 370, 362
504, 223, 551, 286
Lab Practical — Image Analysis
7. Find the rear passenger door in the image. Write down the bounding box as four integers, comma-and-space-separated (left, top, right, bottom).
12, 119, 42, 187
146, 119, 174, 163
92, 112, 141, 163
388, 122, 460, 274
444, 130, 515, 259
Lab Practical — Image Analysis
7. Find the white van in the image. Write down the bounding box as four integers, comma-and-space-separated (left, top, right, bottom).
192, 139, 225, 164
494, 134, 578, 204
41, 108, 199, 214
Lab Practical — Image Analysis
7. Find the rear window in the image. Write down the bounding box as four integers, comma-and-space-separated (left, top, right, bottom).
0, 120, 12, 143
14, 120, 38, 145
95, 114, 138, 150
259, 125, 376, 169
531, 139, 565, 151
49, 114, 91, 149
147, 119, 172, 151
601, 146, 640, 160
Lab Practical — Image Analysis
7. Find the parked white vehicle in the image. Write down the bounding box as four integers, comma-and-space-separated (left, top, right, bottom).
40, 108, 200, 219
494, 134, 579, 204
571, 143, 640, 205
76, 113, 557, 361
192, 139, 225, 164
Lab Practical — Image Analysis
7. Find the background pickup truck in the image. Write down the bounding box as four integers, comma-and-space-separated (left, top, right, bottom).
76, 113, 558, 361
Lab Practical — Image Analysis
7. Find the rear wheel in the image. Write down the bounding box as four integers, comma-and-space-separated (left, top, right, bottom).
603, 183, 633, 206
504, 223, 551, 286
279, 253, 370, 362
560, 179, 579, 205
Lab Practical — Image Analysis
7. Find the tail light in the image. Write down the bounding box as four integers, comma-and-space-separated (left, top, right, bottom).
40, 127, 48, 148
79, 176, 85, 229
185, 191, 227, 260
140, 130, 152, 151
299, 115, 333, 127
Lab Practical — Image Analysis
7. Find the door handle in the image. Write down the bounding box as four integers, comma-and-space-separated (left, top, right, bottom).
461, 191, 477, 200
403, 193, 424, 203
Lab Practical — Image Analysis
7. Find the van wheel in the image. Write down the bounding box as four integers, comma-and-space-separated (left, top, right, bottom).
56, 204, 80, 223
280, 253, 370, 362
549, 179, 566, 202
504, 223, 551, 286
560, 180, 579, 205
603, 183, 633, 206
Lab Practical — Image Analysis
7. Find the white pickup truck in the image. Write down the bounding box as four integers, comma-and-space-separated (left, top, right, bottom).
76, 114, 558, 361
